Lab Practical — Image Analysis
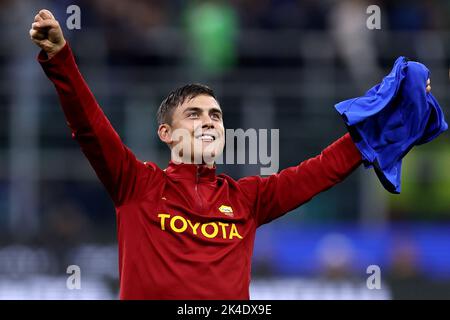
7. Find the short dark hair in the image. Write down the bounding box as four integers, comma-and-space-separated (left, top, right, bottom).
157, 83, 216, 125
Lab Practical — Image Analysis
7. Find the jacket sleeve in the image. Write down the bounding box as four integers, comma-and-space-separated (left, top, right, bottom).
38, 43, 157, 207
238, 133, 362, 226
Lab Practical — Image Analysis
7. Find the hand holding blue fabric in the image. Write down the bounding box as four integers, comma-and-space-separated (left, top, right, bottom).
335, 57, 448, 194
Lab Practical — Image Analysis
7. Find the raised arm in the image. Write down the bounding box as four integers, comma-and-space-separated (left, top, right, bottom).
30, 9, 156, 206
239, 133, 362, 226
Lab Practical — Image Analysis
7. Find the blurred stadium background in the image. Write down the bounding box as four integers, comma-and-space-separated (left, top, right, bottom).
0, 0, 449, 299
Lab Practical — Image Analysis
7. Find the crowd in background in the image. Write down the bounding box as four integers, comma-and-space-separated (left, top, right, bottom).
0, 0, 449, 299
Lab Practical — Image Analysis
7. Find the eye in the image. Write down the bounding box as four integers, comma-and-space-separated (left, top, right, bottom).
211, 113, 221, 121
188, 113, 199, 119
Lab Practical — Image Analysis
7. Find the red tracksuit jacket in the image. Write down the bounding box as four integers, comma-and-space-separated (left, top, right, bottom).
38, 43, 362, 300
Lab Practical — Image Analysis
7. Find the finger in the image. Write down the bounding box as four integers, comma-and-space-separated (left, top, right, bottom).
34, 13, 44, 23
29, 29, 47, 40
30, 37, 48, 47
31, 38, 43, 47
32, 19, 59, 30
427, 78, 431, 85
426, 85, 432, 93
31, 22, 43, 30
39, 9, 55, 20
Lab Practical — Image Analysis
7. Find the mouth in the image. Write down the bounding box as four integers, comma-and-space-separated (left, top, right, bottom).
195, 132, 217, 142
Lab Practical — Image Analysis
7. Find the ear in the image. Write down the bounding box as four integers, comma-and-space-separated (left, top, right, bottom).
158, 124, 173, 145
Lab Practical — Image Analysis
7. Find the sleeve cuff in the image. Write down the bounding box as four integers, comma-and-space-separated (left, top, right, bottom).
341, 132, 363, 163
37, 42, 72, 66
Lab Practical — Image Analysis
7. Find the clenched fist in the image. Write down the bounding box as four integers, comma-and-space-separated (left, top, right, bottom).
29, 9, 66, 59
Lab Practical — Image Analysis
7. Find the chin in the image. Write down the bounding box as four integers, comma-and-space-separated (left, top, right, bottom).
197, 145, 223, 164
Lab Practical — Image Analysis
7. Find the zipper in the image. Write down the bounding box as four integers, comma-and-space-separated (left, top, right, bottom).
195, 165, 204, 211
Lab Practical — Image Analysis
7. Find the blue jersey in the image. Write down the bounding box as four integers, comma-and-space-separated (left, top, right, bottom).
335, 56, 448, 193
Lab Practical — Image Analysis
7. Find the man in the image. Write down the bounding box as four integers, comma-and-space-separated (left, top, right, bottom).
30, 9, 429, 299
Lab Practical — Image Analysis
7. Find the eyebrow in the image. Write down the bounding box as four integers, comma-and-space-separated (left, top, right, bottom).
183, 107, 223, 116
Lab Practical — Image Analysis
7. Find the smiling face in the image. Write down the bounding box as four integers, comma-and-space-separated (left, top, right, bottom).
158, 94, 225, 167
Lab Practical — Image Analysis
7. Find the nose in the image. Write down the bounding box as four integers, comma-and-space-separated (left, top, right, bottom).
202, 122, 214, 130
200, 114, 215, 129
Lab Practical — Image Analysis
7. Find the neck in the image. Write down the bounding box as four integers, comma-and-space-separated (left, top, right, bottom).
170, 156, 215, 168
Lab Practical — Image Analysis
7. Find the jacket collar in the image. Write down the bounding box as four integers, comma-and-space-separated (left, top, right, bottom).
165, 160, 217, 183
